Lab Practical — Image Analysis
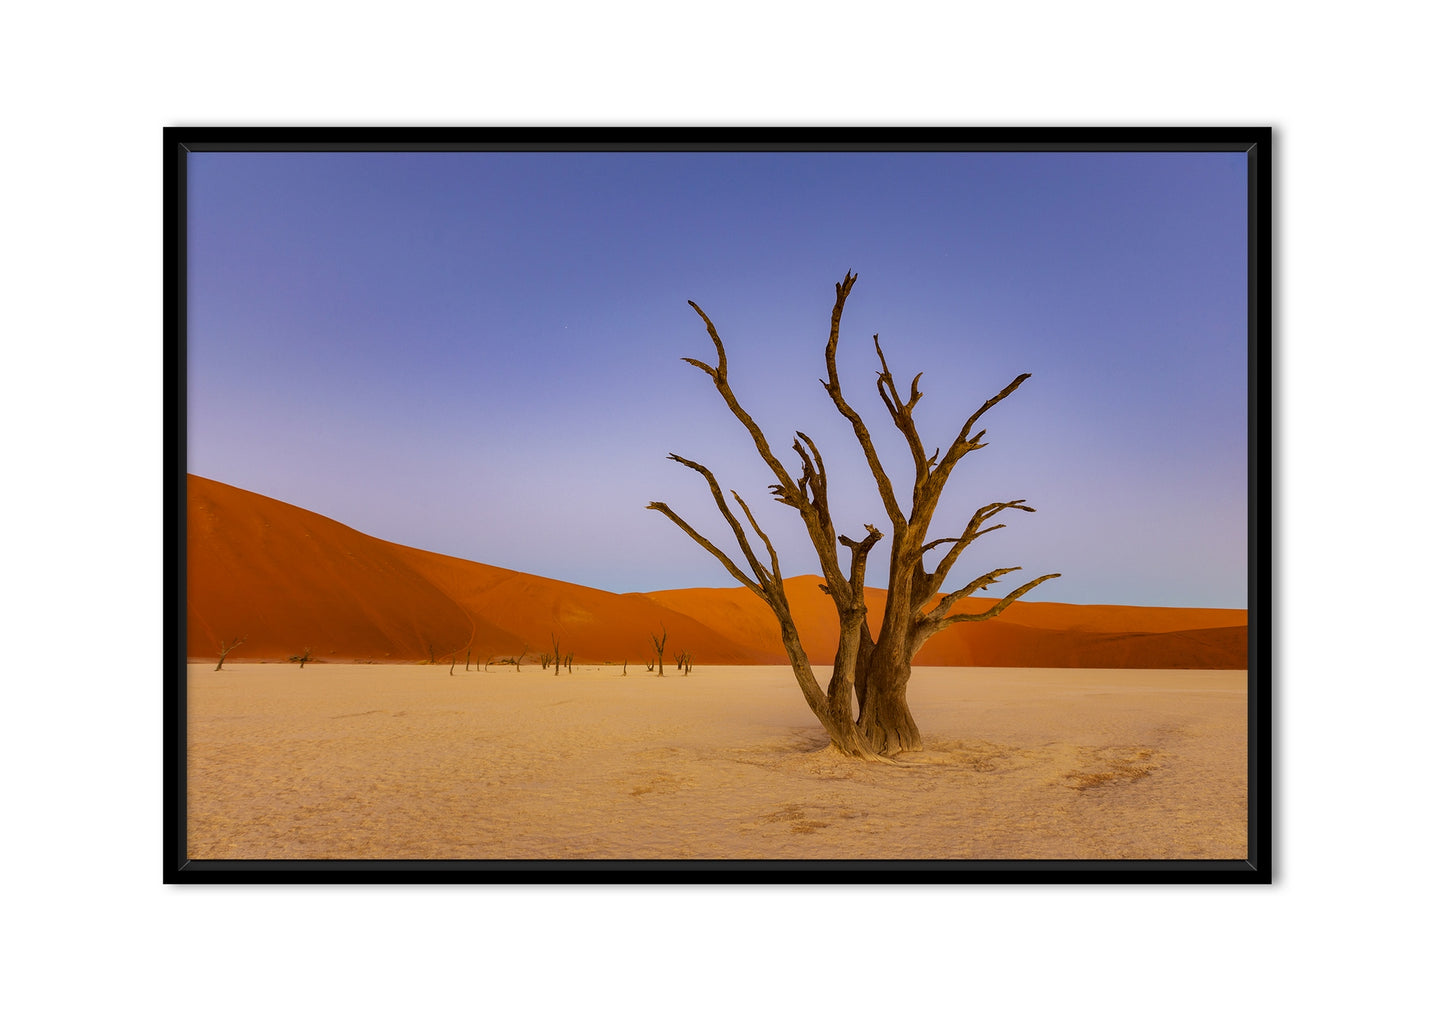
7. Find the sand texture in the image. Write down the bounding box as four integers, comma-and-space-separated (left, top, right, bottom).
187, 664, 1248, 860
187, 475, 1247, 669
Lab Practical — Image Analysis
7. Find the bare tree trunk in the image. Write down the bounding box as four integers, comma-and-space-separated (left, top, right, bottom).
857, 651, 922, 754
768, 617, 889, 760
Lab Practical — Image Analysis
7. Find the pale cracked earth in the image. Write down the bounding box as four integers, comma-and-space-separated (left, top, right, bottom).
186, 664, 1248, 860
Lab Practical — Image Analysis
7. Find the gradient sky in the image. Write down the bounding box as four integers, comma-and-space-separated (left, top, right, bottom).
187, 150, 1249, 608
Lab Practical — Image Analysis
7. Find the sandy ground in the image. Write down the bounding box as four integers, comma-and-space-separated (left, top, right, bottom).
186, 663, 1248, 860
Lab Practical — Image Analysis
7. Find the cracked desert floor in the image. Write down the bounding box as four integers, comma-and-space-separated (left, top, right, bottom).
186, 664, 1248, 860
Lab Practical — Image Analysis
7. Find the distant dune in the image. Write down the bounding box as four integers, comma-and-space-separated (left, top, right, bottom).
643, 578, 1247, 670
187, 476, 777, 665
186, 475, 1247, 668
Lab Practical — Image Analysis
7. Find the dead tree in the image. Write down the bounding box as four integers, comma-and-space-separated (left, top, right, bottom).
215, 636, 245, 672
565, 653, 574, 674
649, 272, 1059, 758
651, 627, 667, 677
496, 648, 527, 672
551, 633, 562, 676
288, 648, 314, 669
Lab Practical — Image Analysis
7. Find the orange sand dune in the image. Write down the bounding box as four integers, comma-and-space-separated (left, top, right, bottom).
388, 543, 781, 666
914, 620, 1247, 669
644, 577, 1247, 670
187, 475, 777, 665
188, 475, 481, 661
187, 476, 1246, 668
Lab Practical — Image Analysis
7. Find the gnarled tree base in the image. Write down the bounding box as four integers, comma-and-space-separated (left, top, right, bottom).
857, 682, 923, 756
824, 720, 898, 762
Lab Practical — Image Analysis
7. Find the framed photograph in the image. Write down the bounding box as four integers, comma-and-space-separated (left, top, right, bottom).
166, 128, 1270, 882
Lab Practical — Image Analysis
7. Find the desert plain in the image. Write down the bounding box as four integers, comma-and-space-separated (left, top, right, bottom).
187, 662, 1247, 860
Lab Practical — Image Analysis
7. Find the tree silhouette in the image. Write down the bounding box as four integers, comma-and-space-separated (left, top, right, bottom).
214, 636, 245, 672
649, 272, 1058, 758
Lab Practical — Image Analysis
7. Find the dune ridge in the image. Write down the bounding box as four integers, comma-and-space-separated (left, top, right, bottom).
186, 475, 1246, 668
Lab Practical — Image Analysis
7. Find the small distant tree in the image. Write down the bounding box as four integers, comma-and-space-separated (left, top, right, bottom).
551, 633, 562, 676
424, 641, 438, 666
498, 647, 527, 672
215, 636, 245, 672
540, 649, 555, 671
449, 655, 456, 676
565, 652, 574, 674
288, 648, 314, 669
651, 627, 668, 677
465, 648, 472, 672
622, 659, 628, 676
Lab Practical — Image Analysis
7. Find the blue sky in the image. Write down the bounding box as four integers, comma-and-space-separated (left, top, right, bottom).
187, 150, 1249, 607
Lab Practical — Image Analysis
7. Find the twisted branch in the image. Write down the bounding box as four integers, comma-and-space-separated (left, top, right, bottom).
872, 335, 931, 491
920, 500, 1036, 593
684, 302, 802, 511
731, 489, 784, 592
820, 273, 906, 529
682, 300, 856, 610
646, 500, 764, 601
663, 454, 772, 586
839, 524, 884, 607
920, 570, 1063, 635
925, 373, 1033, 508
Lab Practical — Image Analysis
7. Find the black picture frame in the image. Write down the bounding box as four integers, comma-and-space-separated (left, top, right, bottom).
165, 127, 1271, 883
